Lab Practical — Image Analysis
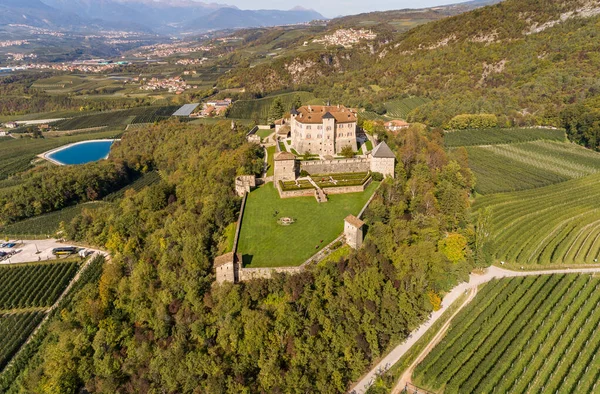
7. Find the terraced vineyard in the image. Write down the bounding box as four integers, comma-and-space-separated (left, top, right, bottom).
0, 202, 106, 238
51, 107, 153, 131
226, 92, 316, 122
0, 312, 45, 371
467, 140, 600, 194
0, 261, 80, 309
103, 171, 161, 201
383, 96, 431, 119
445, 127, 565, 147
473, 173, 600, 266
413, 274, 600, 393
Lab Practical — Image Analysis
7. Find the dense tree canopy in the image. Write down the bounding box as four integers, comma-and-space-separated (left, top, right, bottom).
4, 120, 481, 393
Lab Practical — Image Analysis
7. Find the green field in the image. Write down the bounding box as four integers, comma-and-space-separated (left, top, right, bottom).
466, 140, 600, 194
0, 202, 106, 238
237, 182, 378, 267
383, 96, 431, 119
226, 92, 316, 122
413, 274, 600, 394
0, 130, 122, 180
445, 128, 566, 147
0, 261, 80, 309
473, 172, 600, 266
0, 312, 45, 371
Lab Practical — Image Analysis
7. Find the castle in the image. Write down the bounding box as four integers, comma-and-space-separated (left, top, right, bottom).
290, 105, 358, 156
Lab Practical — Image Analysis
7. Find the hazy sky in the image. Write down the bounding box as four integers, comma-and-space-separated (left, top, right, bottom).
218, 0, 461, 18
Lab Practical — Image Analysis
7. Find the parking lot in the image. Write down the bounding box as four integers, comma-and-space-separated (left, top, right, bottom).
0, 239, 96, 265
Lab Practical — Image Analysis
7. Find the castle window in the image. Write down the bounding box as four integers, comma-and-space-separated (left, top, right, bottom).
318, 125, 322, 130
317, 134, 322, 138
307, 125, 312, 130
307, 133, 311, 139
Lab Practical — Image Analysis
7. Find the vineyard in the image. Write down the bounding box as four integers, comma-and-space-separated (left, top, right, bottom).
466, 140, 600, 194
0, 261, 80, 309
383, 96, 431, 119
413, 274, 600, 394
103, 171, 161, 201
444, 128, 565, 147
0, 202, 106, 238
473, 173, 600, 266
130, 106, 182, 124
226, 92, 316, 122
0, 312, 45, 371
0, 129, 121, 180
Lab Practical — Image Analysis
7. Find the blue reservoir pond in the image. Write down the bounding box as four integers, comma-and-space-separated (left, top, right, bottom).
48, 140, 115, 165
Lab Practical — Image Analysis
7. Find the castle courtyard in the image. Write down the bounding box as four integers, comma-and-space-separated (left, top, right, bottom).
237, 181, 378, 268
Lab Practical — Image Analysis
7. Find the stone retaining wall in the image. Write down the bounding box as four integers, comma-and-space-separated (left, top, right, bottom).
322, 177, 372, 195
300, 158, 370, 175
239, 266, 304, 281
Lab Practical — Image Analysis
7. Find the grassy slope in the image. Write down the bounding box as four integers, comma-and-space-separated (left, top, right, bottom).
237, 182, 377, 267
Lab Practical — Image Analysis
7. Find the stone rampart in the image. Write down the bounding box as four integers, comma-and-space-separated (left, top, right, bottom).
300, 158, 370, 175
239, 267, 304, 281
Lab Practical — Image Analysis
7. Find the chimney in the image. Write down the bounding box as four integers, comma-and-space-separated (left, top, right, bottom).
308, 105, 312, 112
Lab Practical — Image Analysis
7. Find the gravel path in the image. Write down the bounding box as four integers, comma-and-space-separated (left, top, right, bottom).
350, 265, 600, 394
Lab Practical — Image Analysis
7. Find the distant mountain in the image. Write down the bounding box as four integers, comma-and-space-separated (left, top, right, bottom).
0, 0, 324, 34
0, 0, 84, 29
185, 7, 325, 31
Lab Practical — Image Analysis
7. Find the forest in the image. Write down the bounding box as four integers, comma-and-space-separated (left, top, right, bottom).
2, 120, 479, 393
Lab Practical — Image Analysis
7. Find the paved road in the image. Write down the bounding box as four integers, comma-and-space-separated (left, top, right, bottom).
0, 238, 98, 265
350, 265, 600, 394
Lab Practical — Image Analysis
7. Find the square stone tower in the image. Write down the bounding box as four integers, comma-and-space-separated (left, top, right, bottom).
214, 252, 241, 283
344, 215, 365, 249
273, 152, 297, 182
370, 141, 396, 178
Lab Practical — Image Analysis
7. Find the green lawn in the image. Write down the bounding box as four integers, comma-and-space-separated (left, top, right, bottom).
266, 146, 276, 177
237, 182, 378, 267
256, 129, 273, 140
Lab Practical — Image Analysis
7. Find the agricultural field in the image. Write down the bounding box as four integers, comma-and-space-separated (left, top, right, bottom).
0, 312, 45, 371
130, 106, 180, 124
444, 128, 566, 147
0, 261, 80, 310
466, 140, 600, 194
0, 129, 122, 180
473, 172, 600, 266
0, 202, 106, 239
413, 274, 600, 394
237, 181, 378, 267
103, 171, 161, 202
51, 107, 152, 131
226, 92, 316, 122
383, 96, 431, 119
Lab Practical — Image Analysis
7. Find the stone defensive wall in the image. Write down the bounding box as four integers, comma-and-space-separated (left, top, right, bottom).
239, 266, 304, 281
322, 177, 372, 195
300, 158, 370, 175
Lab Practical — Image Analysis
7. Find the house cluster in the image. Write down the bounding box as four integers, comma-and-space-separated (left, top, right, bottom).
199, 98, 232, 117
24, 62, 123, 73
133, 43, 214, 58
384, 119, 410, 133
177, 58, 207, 65
0, 40, 29, 48
140, 76, 197, 94
313, 29, 377, 48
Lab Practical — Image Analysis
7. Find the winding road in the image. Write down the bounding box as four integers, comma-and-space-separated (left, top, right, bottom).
349, 265, 600, 394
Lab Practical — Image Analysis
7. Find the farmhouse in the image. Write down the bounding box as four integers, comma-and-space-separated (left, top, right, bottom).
290, 105, 358, 156
384, 120, 409, 133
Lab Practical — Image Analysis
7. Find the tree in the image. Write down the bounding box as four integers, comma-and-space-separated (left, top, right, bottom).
438, 233, 468, 263
340, 145, 355, 158
268, 98, 285, 123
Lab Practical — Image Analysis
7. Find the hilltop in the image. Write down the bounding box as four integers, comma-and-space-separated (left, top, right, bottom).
224, 0, 600, 127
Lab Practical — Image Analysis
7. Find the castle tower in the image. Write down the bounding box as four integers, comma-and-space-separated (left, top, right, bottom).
370, 141, 396, 178
322, 112, 336, 157
344, 215, 365, 249
214, 252, 241, 284
273, 152, 297, 182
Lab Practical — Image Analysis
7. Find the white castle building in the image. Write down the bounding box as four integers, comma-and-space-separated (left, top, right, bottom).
290, 105, 358, 156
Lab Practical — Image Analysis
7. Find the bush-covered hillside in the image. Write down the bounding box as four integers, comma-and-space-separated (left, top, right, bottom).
222, 0, 600, 128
